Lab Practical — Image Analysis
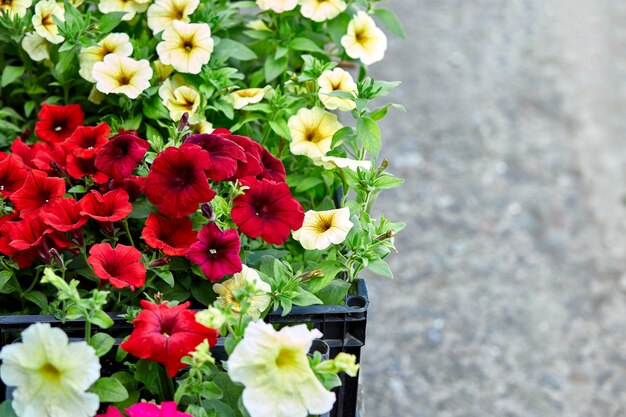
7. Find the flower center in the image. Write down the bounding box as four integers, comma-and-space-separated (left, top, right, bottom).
355, 29, 367, 44
54, 125, 63, 132
38, 363, 61, 382
316, 216, 334, 233
275, 348, 299, 369
183, 40, 193, 51
209, 248, 217, 255
0, 185, 4, 191
2, 0, 12, 6
42, 12, 54, 28
118, 73, 131, 86
304, 129, 321, 143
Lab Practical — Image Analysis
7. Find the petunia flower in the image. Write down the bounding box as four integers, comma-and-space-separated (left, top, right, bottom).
94, 131, 149, 181
7, 213, 71, 262
341, 11, 387, 65
31, 143, 68, 174
92, 54, 153, 99
288, 107, 343, 158
141, 144, 216, 218
163, 85, 201, 123
257, 147, 287, 183
142, 213, 198, 256
184, 132, 246, 181
231, 177, 304, 245
79, 33, 134, 82
97, 0, 148, 21
186, 222, 242, 282
317, 68, 358, 111
66, 154, 110, 183
41, 197, 88, 232
0, 0, 32, 17
227, 87, 268, 110
221, 131, 264, 179
312, 155, 372, 172
88, 243, 147, 289
62, 123, 110, 159
98, 402, 193, 417
213, 265, 271, 320
120, 300, 218, 377
156, 20, 214, 74
0, 154, 28, 198
300, 0, 346, 22
79, 189, 132, 223
22, 32, 50, 62
32, 0, 64, 44
147, 0, 199, 35
10, 169, 66, 215
35, 103, 85, 144
256, 0, 297, 13
292, 207, 353, 250
228, 321, 335, 417
0, 323, 100, 417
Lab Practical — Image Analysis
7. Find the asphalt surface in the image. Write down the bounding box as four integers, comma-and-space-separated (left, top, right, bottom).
362, 1, 626, 416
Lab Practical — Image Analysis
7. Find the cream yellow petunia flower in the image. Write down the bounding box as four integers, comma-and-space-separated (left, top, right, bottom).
256, 0, 297, 13
190, 118, 214, 134
300, 0, 346, 22
92, 54, 153, 99
32, 0, 64, 44
292, 207, 353, 250
22, 32, 50, 62
0, 0, 32, 18
340, 11, 387, 65
312, 156, 372, 172
213, 266, 271, 320
159, 80, 201, 123
156, 20, 214, 74
97, 0, 148, 21
79, 33, 133, 82
227, 86, 270, 110
147, 0, 199, 35
288, 107, 342, 158
317, 67, 357, 111
153, 59, 175, 82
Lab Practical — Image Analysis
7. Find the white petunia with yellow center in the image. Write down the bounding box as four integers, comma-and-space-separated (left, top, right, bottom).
292, 207, 353, 250
300, 0, 346, 22
147, 0, 199, 35
312, 156, 372, 172
79, 33, 133, 82
22, 32, 50, 62
340, 11, 387, 65
288, 107, 342, 158
256, 0, 297, 13
158, 74, 201, 122
92, 54, 153, 99
317, 67, 357, 111
228, 86, 270, 110
228, 321, 335, 417
98, 0, 148, 21
213, 265, 271, 320
156, 20, 214, 74
32, 0, 64, 44
191, 118, 214, 134
0, 323, 100, 417
0, 0, 32, 18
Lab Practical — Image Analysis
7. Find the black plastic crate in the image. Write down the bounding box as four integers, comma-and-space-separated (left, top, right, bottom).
0, 279, 368, 417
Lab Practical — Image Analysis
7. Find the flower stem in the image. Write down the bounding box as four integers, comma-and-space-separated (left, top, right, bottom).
123, 220, 135, 247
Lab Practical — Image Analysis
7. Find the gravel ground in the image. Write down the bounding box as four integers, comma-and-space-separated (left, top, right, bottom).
361, 1, 626, 416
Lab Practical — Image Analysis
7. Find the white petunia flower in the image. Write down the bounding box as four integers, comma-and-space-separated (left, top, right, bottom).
156, 20, 214, 74
92, 54, 153, 99
288, 107, 342, 158
22, 32, 50, 62
190, 118, 214, 134
97, 0, 148, 21
0, 0, 32, 18
147, 0, 199, 35
227, 86, 270, 110
300, 0, 346, 22
256, 0, 297, 13
213, 265, 271, 320
228, 321, 335, 417
32, 0, 64, 44
312, 155, 372, 172
0, 323, 100, 417
340, 11, 387, 65
79, 33, 133, 82
317, 67, 357, 111
292, 207, 353, 250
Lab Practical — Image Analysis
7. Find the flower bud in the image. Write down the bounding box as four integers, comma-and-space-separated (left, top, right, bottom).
149, 256, 171, 268
201, 202, 214, 220
196, 306, 226, 329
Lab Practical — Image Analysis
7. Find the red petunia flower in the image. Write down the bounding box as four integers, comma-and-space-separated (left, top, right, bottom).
66, 154, 109, 183
141, 144, 215, 218
0, 213, 36, 268
257, 147, 287, 183
231, 177, 304, 245
97, 402, 192, 417
31, 143, 67, 175
120, 300, 218, 377
142, 213, 198, 256
94, 132, 149, 181
0, 154, 28, 197
185, 222, 242, 282
35, 103, 84, 143
184, 133, 246, 181
88, 243, 146, 290
10, 170, 66, 215
41, 197, 88, 232
225, 132, 264, 179
79, 189, 132, 222
7, 214, 71, 263
62, 123, 110, 159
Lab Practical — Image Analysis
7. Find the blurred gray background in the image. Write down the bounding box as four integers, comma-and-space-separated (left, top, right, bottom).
362, 1, 626, 416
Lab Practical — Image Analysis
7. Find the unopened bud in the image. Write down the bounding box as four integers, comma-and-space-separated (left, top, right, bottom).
48, 248, 64, 268
298, 269, 324, 282
20, 129, 30, 141
375, 230, 395, 241
50, 161, 66, 178
201, 203, 214, 220
376, 159, 389, 175
196, 306, 226, 329
153, 292, 164, 305
149, 256, 171, 268
178, 112, 190, 132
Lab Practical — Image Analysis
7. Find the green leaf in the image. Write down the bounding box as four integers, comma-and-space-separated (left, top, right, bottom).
90, 377, 129, 402
295, 177, 323, 192
373, 175, 404, 189
327, 12, 351, 46
213, 372, 244, 416
374, 8, 406, 38
268, 119, 290, 139
0, 401, 18, 417
214, 39, 257, 61
24, 291, 48, 311
0, 270, 14, 294
98, 12, 126, 34
367, 259, 393, 278
67, 185, 86, 193
92, 310, 114, 329
316, 280, 351, 305
289, 37, 323, 53
155, 270, 175, 287
264, 55, 287, 82
90, 333, 116, 357
292, 286, 323, 307
129, 198, 153, 219
306, 260, 345, 294
24, 101, 36, 117
356, 117, 381, 157
1, 66, 24, 87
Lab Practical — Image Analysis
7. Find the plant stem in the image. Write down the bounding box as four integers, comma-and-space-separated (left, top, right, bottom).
123, 220, 135, 247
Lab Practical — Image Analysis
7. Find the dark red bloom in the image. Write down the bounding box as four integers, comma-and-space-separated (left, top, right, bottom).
62, 123, 110, 159
95, 132, 149, 181
142, 213, 198, 256
257, 147, 287, 183
88, 243, 146, 290
65, 154, 109, 183
186, 222, 242, 282
35, 103, 84, 143
98, 402, 192, 417
141, 144, 215, 218
79, 189, 132, 222
10, 139, 36, 168
225, 133, 264, 179
184, 133, 246, 181
120, 300, 218, 377
6, 214, 71, 264
110, 175, 145, 202
0, 154, 28, 197
41, 197, 88, 232
31, 143, 67, 175
10, 170, 66, 214
231, 177, 304, 245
